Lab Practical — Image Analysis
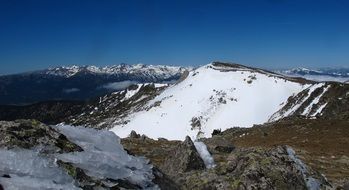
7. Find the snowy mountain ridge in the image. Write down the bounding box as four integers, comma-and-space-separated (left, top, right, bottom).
276, 67, 349, 82
0, 64, 188, 105
39, 64, 188, 78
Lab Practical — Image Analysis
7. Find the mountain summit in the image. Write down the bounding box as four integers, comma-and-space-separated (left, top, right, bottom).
109, 62, 311, 140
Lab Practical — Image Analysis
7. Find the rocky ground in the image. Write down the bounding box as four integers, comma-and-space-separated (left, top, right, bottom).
216, 117, 349, 189
122, 131, 333, 189
1, 118, 348, 189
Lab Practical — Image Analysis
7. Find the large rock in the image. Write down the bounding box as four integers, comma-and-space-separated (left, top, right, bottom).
162, 136, 206, 176
0, 119, 82, 153
203, 135, 235, 154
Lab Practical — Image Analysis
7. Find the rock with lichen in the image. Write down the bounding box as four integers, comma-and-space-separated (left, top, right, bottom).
162, 136, 206, 176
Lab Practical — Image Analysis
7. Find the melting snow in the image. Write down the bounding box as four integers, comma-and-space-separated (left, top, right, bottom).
302, 84, 330, 116
193, 141, 216, 169
311, 103, 328, 117
286, 147, 322, 190
122, 84, 142, 101
269, 83, 323, 121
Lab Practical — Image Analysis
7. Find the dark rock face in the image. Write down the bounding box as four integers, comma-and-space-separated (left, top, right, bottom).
343, 182, 349, 190
152, 168, 180, 190
222, 146, 308, 190
129, 130, 141, 138
203, 136, 235, 154
162, 136, 206, 176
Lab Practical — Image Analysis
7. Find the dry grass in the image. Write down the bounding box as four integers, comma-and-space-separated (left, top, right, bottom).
221, 118, 349, 186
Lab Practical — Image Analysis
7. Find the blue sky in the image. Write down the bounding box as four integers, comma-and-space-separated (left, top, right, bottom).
0, 0, 349, 74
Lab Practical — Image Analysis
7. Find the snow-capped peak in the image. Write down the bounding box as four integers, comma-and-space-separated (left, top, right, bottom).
43, 64, 188, 78
276, 67, 349, 83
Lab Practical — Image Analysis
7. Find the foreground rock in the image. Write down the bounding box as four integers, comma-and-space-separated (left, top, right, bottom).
0, 120, 176, 189
123, 134, 332, 190
0, 120, 82, 153
162, 136, 206, 176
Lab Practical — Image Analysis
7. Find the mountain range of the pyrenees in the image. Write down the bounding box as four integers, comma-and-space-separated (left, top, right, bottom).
0, 62, 348, 189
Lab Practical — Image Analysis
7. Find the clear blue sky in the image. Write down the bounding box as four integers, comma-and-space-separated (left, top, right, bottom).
1, 0, 349, 74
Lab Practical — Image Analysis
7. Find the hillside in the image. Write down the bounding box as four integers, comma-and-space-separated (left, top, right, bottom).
110, 62, 313, 140
0, 83, 169, 127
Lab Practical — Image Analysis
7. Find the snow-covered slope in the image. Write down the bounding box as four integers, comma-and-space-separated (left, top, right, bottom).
110, 62, 311, 140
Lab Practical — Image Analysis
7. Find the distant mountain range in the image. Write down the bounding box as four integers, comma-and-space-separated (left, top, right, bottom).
276, 67, 349, 83
0, 64, 187, 105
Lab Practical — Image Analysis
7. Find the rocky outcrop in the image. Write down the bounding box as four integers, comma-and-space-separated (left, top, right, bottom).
203, 135, 235, 154
122, 135, 332, 190
0, 119, 82, 153
129, 130, 141, 138
162, 136, 206, 176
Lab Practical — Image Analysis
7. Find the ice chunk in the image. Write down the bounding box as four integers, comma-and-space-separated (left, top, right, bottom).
0, 149, 80, 190
194, 141, 216, 169
54, 124, 157, 188
286, 147, 322, 190
0, 124, 159, 189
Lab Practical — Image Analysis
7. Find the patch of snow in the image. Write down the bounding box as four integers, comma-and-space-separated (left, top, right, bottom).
311, 103, 328, 117
301, 85, 330, 116
122, 84, 142, 101
193, 141, 216, 169
154, 83, 168, 88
